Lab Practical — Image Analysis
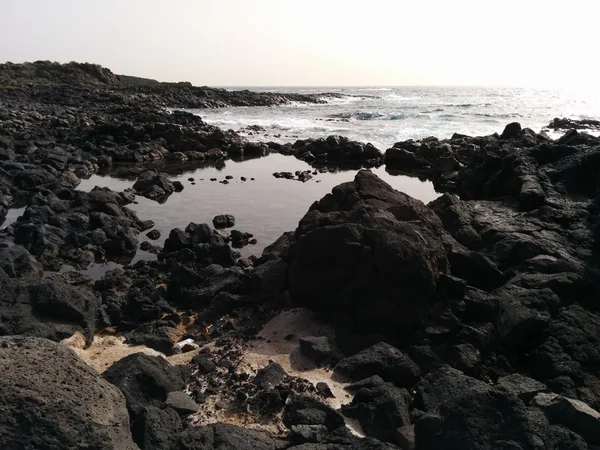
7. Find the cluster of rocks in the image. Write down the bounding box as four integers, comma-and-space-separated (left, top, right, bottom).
547, 117, 600, 131
242, 126, 600, 448
3, 60, 600, 449
273, 170, 317, 182
274, 135, 383, 168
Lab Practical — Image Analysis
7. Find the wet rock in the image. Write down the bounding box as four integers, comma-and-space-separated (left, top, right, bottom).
0, 336, 137, 450
230, 229, 253, 248
212, 214, 235, 229
146, 229, 161, 240
334, 342, 420, 387
133, 170, 177, 201
293, 135, 383, 167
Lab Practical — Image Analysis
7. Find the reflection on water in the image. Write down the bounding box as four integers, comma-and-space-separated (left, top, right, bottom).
78, 154, 440, 259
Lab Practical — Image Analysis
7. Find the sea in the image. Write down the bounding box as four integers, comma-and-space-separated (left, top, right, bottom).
194, 86, 600, 150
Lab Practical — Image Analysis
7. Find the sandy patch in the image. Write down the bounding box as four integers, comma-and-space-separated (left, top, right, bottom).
61, 332, 199, 373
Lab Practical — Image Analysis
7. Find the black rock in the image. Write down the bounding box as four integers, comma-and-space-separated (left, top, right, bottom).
0, 277, 100, 345
212, 214, 236, 229
343, 383, 411, 444
334, 342, 421, 387
415, 385, 548, 450
299, 335, 343, 366
103, 353, 187, 417
283, 395, 345, 432
501, 122, 523, 139
288, 170, 450, 342
253, 361, 287, 389
146, 229, 161, 240
531, 392, 600, 445
0, 336, 137, 450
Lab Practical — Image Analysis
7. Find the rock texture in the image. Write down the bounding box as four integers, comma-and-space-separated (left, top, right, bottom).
0, 336, 138, 450
288, 170, 450, 342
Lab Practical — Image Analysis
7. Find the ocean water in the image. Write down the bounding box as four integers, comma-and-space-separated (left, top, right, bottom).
193, 86, 600, 150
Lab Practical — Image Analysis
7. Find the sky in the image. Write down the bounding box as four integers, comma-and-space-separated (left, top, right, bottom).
2, 0, 599, 87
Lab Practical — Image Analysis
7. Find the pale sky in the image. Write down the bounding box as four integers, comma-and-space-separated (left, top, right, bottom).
2, 0, 599, 87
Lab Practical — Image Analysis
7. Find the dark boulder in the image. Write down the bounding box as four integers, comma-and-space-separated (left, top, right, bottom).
496, 373, 548, 403
103, 353, 187, 417
343, 383, 411, 444
501, 122, 523, 140
299, 336, 343, 366
531, 392, 600, 445
283, 395, 345, 432
0, 237, 43, 277
414, 365, 487, 411
0, 277, 100, 345
131, 405, 183, 450
415, 385, 548, 450
288, 170, 450, 342
0, 336, 138, 450
334, 342, 420, 387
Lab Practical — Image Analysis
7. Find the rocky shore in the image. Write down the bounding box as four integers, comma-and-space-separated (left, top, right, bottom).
1, 61, 600, 449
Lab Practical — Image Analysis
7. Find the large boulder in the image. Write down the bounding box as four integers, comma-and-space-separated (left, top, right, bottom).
415, 385, 549, 450
334, 342, 420, 387
288, 170, 450, 341
0, 277, 100, 345
0, 336, 138, 449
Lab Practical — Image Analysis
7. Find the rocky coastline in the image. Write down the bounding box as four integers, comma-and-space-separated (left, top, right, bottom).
1, 61, 600, 449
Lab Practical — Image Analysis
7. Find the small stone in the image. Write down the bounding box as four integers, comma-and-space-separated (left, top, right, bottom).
225, 175, 233, 180
188, 177, 194, 181
241, 177, 247, 181
316, 382, 335, 398
192, 355, 217, 374
146, 229, 161, 240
